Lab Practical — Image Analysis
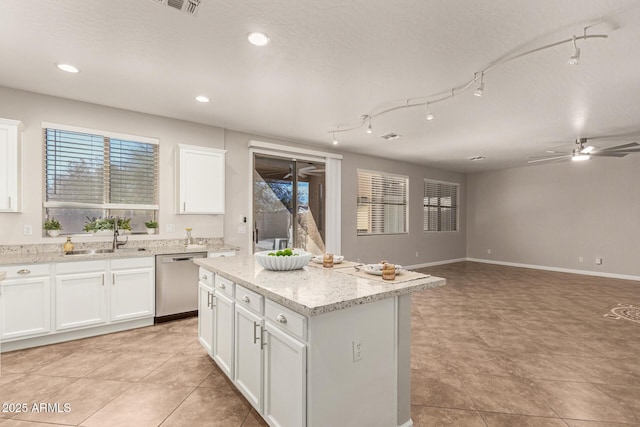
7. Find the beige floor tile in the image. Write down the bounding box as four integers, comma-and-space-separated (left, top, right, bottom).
160, 387, 251, 427
87, 352, 174, 382
34, 349, 123, 378
593, 383, 640, 423
411, 405, 486, 426
198, 366, 233, 389
0, 373, 25, 387
563, 420, 631, 427
132, 332, 196, 354
12, 378, 132, 425
0, 420, 75, 426
460, 374, 556, 417
141, 354, 215, 387
481, 412, 569, 426
0, 375, 77, 410
0, 345, 76, 374
531, 380, 636, 424
81, 382, 193, 427
504, 353, 587, 382
411, 370, 476, 410
240, 408, 268, 426
552, 355, 640, 386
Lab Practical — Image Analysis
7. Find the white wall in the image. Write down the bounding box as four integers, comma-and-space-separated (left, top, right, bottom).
0, 86, 225, 245
466, 156, 640, 276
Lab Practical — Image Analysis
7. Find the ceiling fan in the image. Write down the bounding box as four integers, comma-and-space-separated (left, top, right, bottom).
528, 138, 640, 164
283, 164, 325, 179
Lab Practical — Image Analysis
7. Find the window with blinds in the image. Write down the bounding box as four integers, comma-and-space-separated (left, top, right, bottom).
43, 126, 159, 234
357, 169, 408, 235
424, 180, 458, 232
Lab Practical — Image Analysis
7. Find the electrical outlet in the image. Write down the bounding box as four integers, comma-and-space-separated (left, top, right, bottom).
487, 249, 492, 254
166, 223, 176, 233
352, 340, 363, 362
579, 257, 584, 263
595, 258, 603, 265
415, 251, 419, 257
23, 225, 33, 235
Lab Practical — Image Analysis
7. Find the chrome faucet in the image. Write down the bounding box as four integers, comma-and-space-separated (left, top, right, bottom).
112, 217, 128, 250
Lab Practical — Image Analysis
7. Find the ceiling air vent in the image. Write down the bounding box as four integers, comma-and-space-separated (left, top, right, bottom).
380, 133, 401, 141
150, 0, 203, 16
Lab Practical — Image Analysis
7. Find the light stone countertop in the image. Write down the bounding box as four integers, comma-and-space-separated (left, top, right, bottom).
0, 244, 237, 266
195, 255, 445, 317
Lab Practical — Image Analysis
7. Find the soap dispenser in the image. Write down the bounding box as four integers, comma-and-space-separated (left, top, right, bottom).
63, 236, 74, 253
184, 227, 194, 247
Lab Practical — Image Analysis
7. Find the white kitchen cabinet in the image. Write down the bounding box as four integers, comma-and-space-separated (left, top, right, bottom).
55, 260, 108, 331
213, 290, 234, 378
234, 303, 264, 412
0, 118, 23, 212
176, 144, 226, 214
110, 257, 155, 322
0, 264, 51, 341
263, 320, 306, 427
198, 269, 215, 356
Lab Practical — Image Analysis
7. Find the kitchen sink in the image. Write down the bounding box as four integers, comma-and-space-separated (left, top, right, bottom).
65, 248, 147, 255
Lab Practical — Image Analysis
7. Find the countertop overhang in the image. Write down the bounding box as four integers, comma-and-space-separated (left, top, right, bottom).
195, 255, 445, 316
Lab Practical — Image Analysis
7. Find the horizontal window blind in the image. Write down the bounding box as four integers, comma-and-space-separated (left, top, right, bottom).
357, 170, 408, 235
424, 180, 458, 232
109, 138, 159, 205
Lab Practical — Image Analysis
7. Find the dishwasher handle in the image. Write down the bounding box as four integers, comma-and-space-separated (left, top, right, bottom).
161, 254, 206, 263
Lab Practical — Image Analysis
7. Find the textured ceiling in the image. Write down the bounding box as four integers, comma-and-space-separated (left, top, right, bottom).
1, 0, 640, 172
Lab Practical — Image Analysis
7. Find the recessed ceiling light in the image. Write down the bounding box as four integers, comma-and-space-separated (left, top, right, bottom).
195, 96, 210, 103
57, 64, 79, 73
247, 32, 270, 46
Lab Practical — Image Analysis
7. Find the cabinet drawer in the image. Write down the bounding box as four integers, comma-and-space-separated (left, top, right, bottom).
111, 256, 154, 270
214, 275, 234, 298
265, 299, 307, 342
2, 264, 51, 279
199, 268, 214, 287
57, 260, 107, 274
235, 284, 263, 314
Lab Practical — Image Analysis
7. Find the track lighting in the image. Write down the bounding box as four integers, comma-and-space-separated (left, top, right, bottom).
474, 73, 484, 97
425, 103, 434, 121
366, 116, 373, 134
568, 35, 580, 65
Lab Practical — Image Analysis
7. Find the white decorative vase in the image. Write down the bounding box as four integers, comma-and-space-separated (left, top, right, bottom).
47, 230, 60, 237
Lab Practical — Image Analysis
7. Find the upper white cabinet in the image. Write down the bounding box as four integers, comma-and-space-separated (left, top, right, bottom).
176, 144, 226, 214
0, 118, 23, 212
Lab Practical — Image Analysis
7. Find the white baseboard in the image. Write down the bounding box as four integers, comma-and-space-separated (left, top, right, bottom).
466, 257, 640, 282
405, 258, 466, 270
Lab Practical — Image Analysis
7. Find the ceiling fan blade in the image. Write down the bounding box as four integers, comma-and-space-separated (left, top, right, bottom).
590, 152, 628, 157
604, 142, 639, 151
527, 155, 571, 163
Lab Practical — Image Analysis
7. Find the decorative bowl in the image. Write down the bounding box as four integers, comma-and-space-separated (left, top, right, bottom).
254, 250, 312, 271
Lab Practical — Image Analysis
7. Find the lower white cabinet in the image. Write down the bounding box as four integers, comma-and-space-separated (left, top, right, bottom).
110, 258, 155, 322
198, 280, 215, 355
55, 261, 108, 330
0, 265, 51, 340
234, 303, 264, 412
213, 290, 234, 378
263, 321, 307, 427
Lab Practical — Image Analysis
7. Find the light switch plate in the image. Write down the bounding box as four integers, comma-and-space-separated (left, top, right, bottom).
24, 225, 33, 235
166, 223, 176, 233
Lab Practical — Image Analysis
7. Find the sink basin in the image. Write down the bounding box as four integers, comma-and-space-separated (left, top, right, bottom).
64, 248, 147, 256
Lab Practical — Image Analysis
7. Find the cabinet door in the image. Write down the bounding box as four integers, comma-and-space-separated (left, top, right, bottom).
198, 281, 215, 356
213, 291, 234, 378
56, 272, 107, 330
0, 276, 50, 340
263, 321, 307, 427
234, 304, 263, 412
178, 145, 225, 214
0, 119, 21, 212
110, 268, 155, 322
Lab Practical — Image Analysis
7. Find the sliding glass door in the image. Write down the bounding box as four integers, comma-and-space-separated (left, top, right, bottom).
253, 154, 326, 254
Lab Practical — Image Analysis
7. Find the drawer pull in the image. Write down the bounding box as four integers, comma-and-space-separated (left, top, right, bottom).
242, 295, 250, 303
17, 269, 31, 275
201, 275, 207, 280
276, 314, 287, 324
218, 283, 226, 290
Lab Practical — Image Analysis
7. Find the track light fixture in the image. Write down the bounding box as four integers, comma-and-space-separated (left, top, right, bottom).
568, 35, 581, 65
328, 26, 607, 142
474, 72, 485, 97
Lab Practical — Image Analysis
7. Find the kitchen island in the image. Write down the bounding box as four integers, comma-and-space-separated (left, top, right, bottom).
195, 255, 445, 427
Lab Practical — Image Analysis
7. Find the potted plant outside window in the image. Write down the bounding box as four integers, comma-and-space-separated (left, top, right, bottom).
145, 221, 158, 234
44, 218, 62, 237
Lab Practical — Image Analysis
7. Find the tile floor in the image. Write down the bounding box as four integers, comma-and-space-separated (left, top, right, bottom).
0, 261, 637, 426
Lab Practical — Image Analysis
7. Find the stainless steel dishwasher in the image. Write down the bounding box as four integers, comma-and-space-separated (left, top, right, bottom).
155, 252, 207, 322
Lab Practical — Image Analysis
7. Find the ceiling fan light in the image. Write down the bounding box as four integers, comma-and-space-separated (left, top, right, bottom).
366, 119, 373, 134
581, 145, 595, 154
572, 153, 590, 161
474, 84, 484, 97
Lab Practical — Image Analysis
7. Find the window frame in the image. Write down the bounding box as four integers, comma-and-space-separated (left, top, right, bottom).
357, 168, 409, 236
42, 122, 159, 235
423, 179, 459, 233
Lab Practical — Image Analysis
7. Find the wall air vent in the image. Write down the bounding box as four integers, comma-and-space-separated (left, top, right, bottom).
150, 0, 203, 16
380, 133, 401, 141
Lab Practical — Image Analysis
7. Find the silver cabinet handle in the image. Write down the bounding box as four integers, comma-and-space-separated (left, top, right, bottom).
183, 201, 186, 212
242, 295, 250, 303
260, 326, 267, 349
17, 269, 30, 275
218, 283, 226, 290
276, 314, 287, 324
201, 275, 207, 280
8, 196, 12, 209
253, 321, 260, 344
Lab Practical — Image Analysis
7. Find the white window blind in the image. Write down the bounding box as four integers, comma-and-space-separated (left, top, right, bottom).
357, 169, 408, 235
43, 127, 159, 233
424, 180, 458, 232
